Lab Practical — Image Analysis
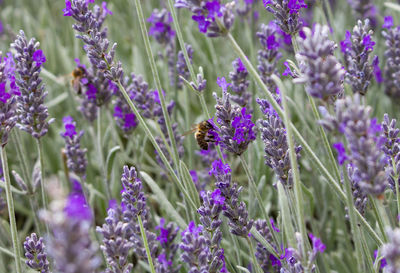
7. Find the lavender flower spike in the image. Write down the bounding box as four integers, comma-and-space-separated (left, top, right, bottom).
263, 0, 307, 35
96, 203, 134, 273
382, 17, 400, 99
0, 52, 19, 146
61, 116, 87, 177
12, 30, 54, 138
23, 233, 50, 273
294, 24, 344, 102
65, 0, 123, 81
257, 98, 301, 188
210, 159, 254, 237
382, 227, 400, 273
341, 19, 376, 95
229, 58, 251, 108
213, 87, 257, 155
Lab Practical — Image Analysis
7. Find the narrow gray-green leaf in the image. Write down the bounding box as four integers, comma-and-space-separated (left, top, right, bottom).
140, 171, 187, 229
385, 2, 400, 11
179, 160, 201, 209
105, 146, 120, 181
236, 266, 251, 273
250, 227, 279, 257
278, 182, 296, 248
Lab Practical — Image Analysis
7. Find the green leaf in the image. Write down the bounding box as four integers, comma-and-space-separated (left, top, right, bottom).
179, 160, 201, 209
278, 182, 296, 248
385, 2, 400, 12
105, 146, 121, 181
140, 171, 187, 229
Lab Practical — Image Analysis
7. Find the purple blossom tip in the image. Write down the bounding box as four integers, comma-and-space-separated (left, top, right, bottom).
309, 233, 326, 253
62, 116, 77, 137
209, 159, 231, 176
64, 192, 92, 221
332, 142, 347, 165
383, 16, 394, 29
63, 0, 72, 16
32, 50, 46, 67
210, 188, 225, 205
217, 77, 231, 92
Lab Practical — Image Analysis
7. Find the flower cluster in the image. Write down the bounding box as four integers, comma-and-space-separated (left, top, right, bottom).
382, 16, 400, 99
295, 24, 344, 102
0, 52, 19, 146
39, 185, 101, 273
210, 159, 254, 237
281, 232, 325, 272
382, 227, 400, 273
155, 219, 180, 273
213, 85, 257, 155
341, 19, 377, 95
120, 166, 159, 261
256, 21, 282, 93
12, 31, 54, 139
64, 0, 123, 81
257, 98, 302, 188
263, 0, 307, 35
23, 233, 50, 273
61, 116, 87, 177
113, 76, 138, 136
381, 114, 400, 195
176, 44, 193, 89
254, 219, 282, 271
320, 94, 387, 196
180, 221, 209, 271
229, 58, 251, 108
175, 0, 235, 37
96, 202, 134, 273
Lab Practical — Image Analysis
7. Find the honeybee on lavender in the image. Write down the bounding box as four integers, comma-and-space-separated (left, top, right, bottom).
70, 66, 86, 95
183, 120, 216, 150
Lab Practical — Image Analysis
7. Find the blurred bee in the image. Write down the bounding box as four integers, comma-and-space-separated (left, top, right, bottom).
70, 66, 86, 95
183, 120, 215, 150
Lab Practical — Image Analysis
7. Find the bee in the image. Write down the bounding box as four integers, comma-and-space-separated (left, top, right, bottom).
183, 120, 215, 150
71, 66, 86, 95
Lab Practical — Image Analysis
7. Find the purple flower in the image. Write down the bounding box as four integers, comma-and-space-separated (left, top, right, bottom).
382, 19, 400, 98
282, 61, 293, 77
192, 13, 210, 33
24, 233, 50, 273
210, 188, 225, 205
13, 31, 54, 139
382, 227, 400, 273
362, 34, 375, 51
155, 218, 180, 272
383, 16, 394, 29
63, 0, 73, 16
333, 142, 348, 165
374, 249, 387, 269
217, 76, 231, 92
101, 1, 112, 16
229, 58, 251, 108
32, 49, 46, 67
340, 30, 352, 54
254, 219, 281, 271
309, 233, 326, 253
148, 9, 175, 44
209, 158, 231, 176
295, 24, 344, 101
61, 116, 87, 176
372, 56, 383, 83
263, 0, 307, 35
64, 192, 92, 221
270, 218, 280, 233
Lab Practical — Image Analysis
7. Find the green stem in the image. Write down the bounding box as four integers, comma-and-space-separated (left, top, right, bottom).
13, 131, 41, 233
246, 237, 263, 273
134, 0, 180, 171
370, 198, 389, 242
116, 81, 197, 211
225, 31, 383, 246
168, 0, 225, 163
275, 76, 309, 258
291, 35, 341, 187
343, 165, 364, 272
97, 108, 111, 200
138, 215, 156, 273
1, 147, 22, 273
37, 138, 49, 234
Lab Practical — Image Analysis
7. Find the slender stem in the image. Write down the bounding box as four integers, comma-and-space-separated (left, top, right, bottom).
275, 76, 309, 258
138, 215, 156, 273
343, 165, 364, 272
370, 198, 389, 242
116, 81, 197, 211
134, 0, 180, 170
246, 237, 263, 273
225, 32, 383, 246
1, 146, 22, 273
291, 35, 341, 187
168, 0, 225, 163
97, 108, 111, 200
239, 156, 267, 223
13, 131, 41, 233
37, 138, 49, 234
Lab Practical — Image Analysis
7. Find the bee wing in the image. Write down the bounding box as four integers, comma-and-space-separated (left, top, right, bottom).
182, 128, 197, 136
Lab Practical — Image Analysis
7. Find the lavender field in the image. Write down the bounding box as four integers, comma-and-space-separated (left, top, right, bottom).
0, 0, 399, 272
